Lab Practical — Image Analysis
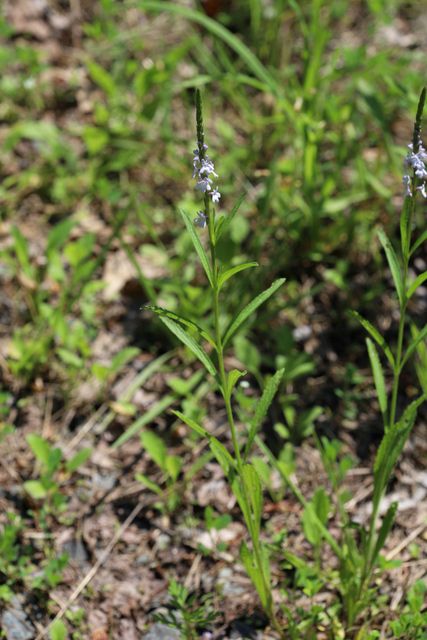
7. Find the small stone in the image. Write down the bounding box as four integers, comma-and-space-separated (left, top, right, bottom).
1, 596, 37, 640
142, 622, 184, 639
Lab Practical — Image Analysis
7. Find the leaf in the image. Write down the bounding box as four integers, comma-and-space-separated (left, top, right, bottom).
144, 305, 218, 351
46, 219, 76, 255
178, 206, 213, 288
172, 410, 236, 471
216, 191, 248, 242
377, 228, 404, 307
366, 338, 388, 430
86, 59, 116, 95
369, 502, 398, 574
82, 125, 109, 155
135, 473, 165, 498
165, 455, 183, 482
243, 464, 262, 543
140, 431, 167, 469
66, 448, 92, 473
27, 434, 50, 466
57, 347, 84, 369
50, 619, 67, 640
407, 271, 427, 301
243, 368, 285, 463
112, 393, 178, 448
349, 310, 395, 369
226, 369, 247, 401
217, 262, 258, 292
160, 315, 220, 384
110, 346, 141, 373
410, 228, 427, 257
400, 323, 427, 371
24, 480, 47, 499
223, 278, 286, 348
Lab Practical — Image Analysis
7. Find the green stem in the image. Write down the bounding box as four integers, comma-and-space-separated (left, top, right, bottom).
207, 200, 285, 638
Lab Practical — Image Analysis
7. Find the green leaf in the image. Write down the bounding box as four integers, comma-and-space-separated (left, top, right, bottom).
112, 393, 178, 448
243, 368, 285, 463
140, 431, 167, 469
377, 228, 404, 307
172, 410, 236, 471
50, 619, 67, 640
57, 348, 84, 369
369, 501, 398, 574
11, 226, 30, 273
86, 59, 116, 95
366, 338, 388, 430
27, 434, 50, 466
243, 464, 262, 543
215, 191, 248, 242
223, 278, 286, 348
400, 323, 427, 371
135, 473, 166, 498
217, 262, 258, 292
145, 305, 218, 351
409, 228, 427, 257
47, 219, 76, 255
82, 125, 109, 155
47, 448, 62, 473
110, 347, 141, 372
165, 455, 182, 482
226, 369, 247, 401
400, 196, 411, 257
66, 448, 92, 473
160, 315, 220, 384
178, 206, 213, 288
407, 271, 427, 301
349, 310, 395, 369
24, 480, 47, 499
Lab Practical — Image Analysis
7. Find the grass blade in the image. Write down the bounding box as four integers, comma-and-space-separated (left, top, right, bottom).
406, 271, 427, 301
400, 323, 427, 371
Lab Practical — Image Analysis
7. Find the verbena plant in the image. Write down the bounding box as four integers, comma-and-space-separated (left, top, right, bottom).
144, 89, 287, 638
142, 88, 427, 637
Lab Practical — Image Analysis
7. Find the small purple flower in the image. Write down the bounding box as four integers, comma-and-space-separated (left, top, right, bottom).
210, 187, 221, 204
194, 212, 207, 228
403, 135, 427, 197
195, 176, 213, 193
417, 183, 427, 198
201, 633, 213, 640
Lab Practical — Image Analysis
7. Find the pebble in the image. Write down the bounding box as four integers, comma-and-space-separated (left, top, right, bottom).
142, 622, 184, 639
1, 596, 36, 640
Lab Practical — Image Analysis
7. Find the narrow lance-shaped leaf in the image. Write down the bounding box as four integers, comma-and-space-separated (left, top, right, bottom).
349, 310, 395, 369
400, 323, 427, 371
223, 278, 286, 348
217, 262, 258, 292
368, 501, 398, 574
178, 206, 213, 288
377, 228, 404, 308
161, 315, 221, 386
144, 305, 218, 352
226, 369, 247, 401
243, 464, 262, 544
243, 368, 285, 463
172, 410, 237, 471
215, 191, 248, 242
406, 272, 427, 302
366, 338, 388, 431
410, 228, 427, 257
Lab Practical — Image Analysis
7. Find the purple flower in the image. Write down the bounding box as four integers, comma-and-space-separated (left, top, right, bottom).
403, 135, 427, 196
210, 187, 221, 204
194, 212, 207, 228
195, 176, 213, 193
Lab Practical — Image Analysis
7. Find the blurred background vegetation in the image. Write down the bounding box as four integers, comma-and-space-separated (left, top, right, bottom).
0, 0, 426, 445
